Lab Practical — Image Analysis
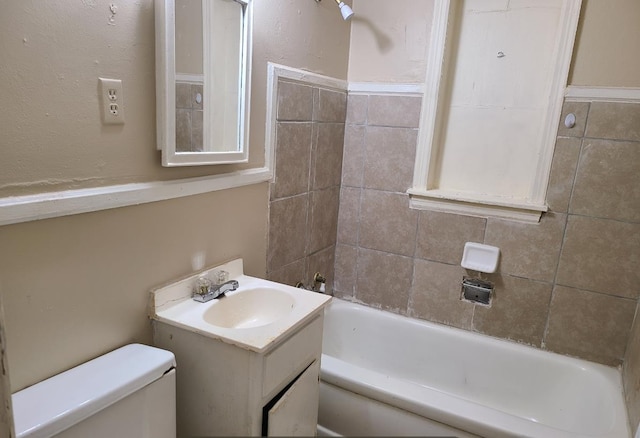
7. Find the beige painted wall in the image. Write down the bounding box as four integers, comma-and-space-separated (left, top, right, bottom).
0, 186, 267, 392
0, 1, 242, 198
249, 0, 352, 164
348, 0, 640, 87
348, 0, 434, 83
569, 0, 640, 87
0, 0, 350, 395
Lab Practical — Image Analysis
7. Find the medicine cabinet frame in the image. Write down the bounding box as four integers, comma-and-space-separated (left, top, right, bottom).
155, 0, 253, 166
409, 0, 582, 223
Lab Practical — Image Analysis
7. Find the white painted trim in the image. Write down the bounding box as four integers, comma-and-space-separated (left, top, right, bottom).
565, 86, 640, 102
411, 0, 581, 220
268, 63, 348, 92
155, 0, 174, 152
158, 0, 251, 165
175, 73, 204, 83
408, 189, 545, 224
530, 0, 582, 203
347, 82, 423, 96
412, 0, 453, 190
0, 168, 272, 227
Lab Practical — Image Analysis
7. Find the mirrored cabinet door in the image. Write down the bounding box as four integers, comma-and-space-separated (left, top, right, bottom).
156, 0, 252, 166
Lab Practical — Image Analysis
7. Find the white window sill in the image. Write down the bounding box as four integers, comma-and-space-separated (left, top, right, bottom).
407, 188, 547, 223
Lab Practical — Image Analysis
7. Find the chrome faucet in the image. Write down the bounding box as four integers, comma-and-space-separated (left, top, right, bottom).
193, 279, 239, 303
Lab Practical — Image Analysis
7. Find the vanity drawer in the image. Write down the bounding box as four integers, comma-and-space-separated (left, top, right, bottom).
263, 315, 323, 397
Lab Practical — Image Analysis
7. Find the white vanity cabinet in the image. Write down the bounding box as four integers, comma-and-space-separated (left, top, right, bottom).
152, 314, 324, 437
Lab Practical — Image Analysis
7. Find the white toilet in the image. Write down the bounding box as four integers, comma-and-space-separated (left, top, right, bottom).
12, 344, 176, 438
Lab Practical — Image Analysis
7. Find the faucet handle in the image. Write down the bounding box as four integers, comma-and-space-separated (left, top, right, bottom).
194, 277, 212, 296
213, 270, 229, 284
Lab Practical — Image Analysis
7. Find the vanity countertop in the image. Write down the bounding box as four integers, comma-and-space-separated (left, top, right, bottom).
149, 258, 331, 353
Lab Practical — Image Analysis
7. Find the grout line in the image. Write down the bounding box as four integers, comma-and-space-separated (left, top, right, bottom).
581, 136, 640, 144
563, 211, 640, 226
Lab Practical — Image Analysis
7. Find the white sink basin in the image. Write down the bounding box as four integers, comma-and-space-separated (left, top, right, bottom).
202, 287, 295, 329
149, 259, 331, 353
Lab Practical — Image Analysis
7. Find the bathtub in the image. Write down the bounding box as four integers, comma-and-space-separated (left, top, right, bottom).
318, 299, 630, 438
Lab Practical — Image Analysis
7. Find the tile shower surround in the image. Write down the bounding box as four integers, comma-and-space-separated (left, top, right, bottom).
266, 80, 640, 429
266, 80, 346, 292
334, 95, 640, 370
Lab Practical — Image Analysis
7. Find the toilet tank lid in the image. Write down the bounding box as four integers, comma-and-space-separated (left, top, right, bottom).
12, 343, 175, 438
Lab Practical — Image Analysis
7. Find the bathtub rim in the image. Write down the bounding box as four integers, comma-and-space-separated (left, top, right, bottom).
320, 298, 630, 438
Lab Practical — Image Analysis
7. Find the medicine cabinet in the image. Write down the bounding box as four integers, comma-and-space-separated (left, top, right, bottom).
155, 0, 252, 166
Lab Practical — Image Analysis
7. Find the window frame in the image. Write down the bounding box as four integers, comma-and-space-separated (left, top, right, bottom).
409, 0, 582, 223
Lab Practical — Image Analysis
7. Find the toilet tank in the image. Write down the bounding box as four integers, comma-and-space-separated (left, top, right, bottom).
12, 344, 176, 438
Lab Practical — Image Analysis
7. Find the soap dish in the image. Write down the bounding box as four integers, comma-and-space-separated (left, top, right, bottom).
461, 242, 500, 273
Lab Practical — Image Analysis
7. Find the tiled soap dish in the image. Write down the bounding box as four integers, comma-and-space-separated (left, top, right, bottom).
461, 242, 500, 273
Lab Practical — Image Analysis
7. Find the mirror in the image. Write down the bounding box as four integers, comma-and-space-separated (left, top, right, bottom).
156, 0, 252, 166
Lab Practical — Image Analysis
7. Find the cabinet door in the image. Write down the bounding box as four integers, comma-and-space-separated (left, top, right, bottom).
267, 360, 320, 436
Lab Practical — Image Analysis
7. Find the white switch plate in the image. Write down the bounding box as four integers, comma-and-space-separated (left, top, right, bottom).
99, 77, 125, 125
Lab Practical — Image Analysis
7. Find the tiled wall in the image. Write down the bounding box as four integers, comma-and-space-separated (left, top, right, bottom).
175, 82, 204, 152
266, 80, 347, 291
335, 94, 640, 368
266, 80, 640, 431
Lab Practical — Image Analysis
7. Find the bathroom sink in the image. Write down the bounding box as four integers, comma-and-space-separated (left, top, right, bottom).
202, 287, 295, 329
149, 258, 331, 353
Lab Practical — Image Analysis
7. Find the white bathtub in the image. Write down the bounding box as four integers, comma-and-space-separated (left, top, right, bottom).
318, 299, 630, 438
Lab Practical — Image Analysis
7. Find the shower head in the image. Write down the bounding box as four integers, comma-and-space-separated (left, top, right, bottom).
335, 0, 354, 20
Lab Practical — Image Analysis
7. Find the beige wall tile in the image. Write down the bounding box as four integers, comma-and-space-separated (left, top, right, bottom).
416, 211, 486, 264
557, 215, 640, 298
367, 95, 422, 128
473, 275, 552, 347
546, 137, 582, 213
314, 88, 347, 123
484, 212, 566, 282
334, 244, 357, 299
308, 187, 340, 253
346, 94, 368, 125
341, 125, 365, 188
312, 123, 345, 190
267, 258, 305, 287
268, 194, 309, 271
191, 110, 203, 152
623, 301, 640, 435
359, 190, 418, 257
337, 187, 360, 246
570, 139, 640, 222
271, 122, 312, 200
363, 126, 418, 192
277, 80, 313, 121
306, 245, 335, 294
545, 286, 636, 365
356, 248, 413, 312
557, 101, 589, 137
176, 82, 192, 109
409, 259, 473, 330
175, 109, 192, 152
586, 102, 640, 142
